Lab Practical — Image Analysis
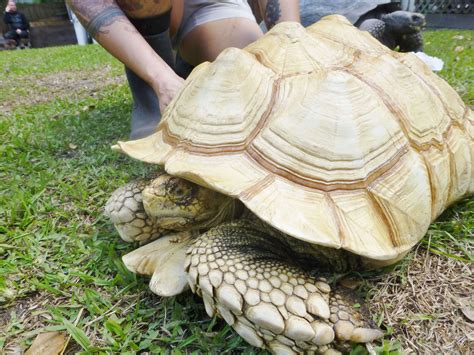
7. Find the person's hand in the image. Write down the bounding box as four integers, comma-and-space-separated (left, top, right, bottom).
16, 29, 21, 34
152, 72, 185, 113
5, 5, 11, 12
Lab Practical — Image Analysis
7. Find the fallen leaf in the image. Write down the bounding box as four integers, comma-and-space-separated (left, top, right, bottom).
451, 296, 474, 322
69, 144, 77, 150
454, 46, 465, 52
25, 331, 67, 355
452, 35, 464, 40
456, 297, 474, 322
461, 306, 474, 322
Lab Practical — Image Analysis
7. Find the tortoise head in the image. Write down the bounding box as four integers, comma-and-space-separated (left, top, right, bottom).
382, 11, 426, 34
142, 173, 234, 231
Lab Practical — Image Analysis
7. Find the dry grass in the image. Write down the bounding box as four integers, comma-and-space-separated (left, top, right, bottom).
369, 245, 473, 353
0, 66, 124, 114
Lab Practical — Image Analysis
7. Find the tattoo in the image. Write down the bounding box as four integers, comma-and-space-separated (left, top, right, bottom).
69, 1, 128, 38
116, 0, 144, 12
87, 7, 125, 37
265, 0, 281, 29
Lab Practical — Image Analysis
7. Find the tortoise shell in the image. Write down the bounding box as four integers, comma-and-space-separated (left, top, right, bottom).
116, 15, 474, 262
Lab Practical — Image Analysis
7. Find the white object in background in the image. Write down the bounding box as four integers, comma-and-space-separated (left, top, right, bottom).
66, 5, 88, 45
413, 52, 444, 71
401, 0, 416, 12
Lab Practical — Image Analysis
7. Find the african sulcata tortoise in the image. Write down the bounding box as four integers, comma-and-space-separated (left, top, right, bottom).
105, 16, 473, 354
299, 0, 426, 52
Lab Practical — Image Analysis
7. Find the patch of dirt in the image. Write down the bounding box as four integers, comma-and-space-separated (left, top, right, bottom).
0, 292, 56, 351
369, 247, 473, 353
0, 286, 145, 353
0, 65, 125, 114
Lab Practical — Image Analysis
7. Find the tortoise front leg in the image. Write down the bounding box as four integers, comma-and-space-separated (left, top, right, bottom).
358, 19, 397, 50
122, 230, 195, 296
185, 220, 383, 353
105, 179, 164, 243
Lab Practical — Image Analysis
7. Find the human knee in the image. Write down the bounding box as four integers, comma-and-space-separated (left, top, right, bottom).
4, 30, 16, 40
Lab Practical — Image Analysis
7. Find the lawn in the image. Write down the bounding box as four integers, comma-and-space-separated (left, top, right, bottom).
0, 30, 473, 354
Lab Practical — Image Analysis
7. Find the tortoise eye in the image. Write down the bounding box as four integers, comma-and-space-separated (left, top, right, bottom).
169, 182, 192, 199
411, 14, 423, 23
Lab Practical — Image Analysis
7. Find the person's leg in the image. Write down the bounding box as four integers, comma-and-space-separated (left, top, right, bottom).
173, 1, 263, 78
125, 10, 175, 139
18, 30, 29, 48
179, 17, 262, 66
175, 52, 195, 79
18, 30, 28, 38
4, 30, 20, 47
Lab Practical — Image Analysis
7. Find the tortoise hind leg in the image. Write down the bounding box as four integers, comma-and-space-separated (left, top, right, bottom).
185, 220, 383, 353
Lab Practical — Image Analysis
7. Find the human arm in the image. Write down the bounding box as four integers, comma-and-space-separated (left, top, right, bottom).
66, 0, 184, 111
4, 6, 12, 25
21, 13, 29, 30
251, 0, 300, 29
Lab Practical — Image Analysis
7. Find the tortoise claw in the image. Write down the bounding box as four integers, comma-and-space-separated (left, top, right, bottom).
350, 327, 384, 343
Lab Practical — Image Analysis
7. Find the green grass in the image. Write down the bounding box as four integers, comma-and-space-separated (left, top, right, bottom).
0, 30, 473, 353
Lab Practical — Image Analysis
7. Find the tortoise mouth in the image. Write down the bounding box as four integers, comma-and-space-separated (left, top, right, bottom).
150, 209, 196, 219
158, 216, 192, 229
410, 14, 426, 31
411, 22, 426, 32
143, 202, 199, 227
148, 208, 200, 230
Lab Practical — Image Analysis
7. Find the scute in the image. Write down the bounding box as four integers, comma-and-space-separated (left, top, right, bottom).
251, 70, 408, 185
116, 16, 474, 261
306, 15, 391, 55
164, 48, 276, 147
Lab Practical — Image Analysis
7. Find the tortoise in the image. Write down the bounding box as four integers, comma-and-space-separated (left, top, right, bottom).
105, 16, 474, 354
298, 0, 426, 52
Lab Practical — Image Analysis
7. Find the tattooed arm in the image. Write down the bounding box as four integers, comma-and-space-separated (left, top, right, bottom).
252, 0, 300, 29
66, 0, 183, 111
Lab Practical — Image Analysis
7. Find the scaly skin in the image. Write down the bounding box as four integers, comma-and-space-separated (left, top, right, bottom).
105, 174, 384, 353
141, 174, 234, 231
397, 32, 424, 52
359, 11, 425, 52
381, 11, 425, 52
104, 173, 236, 242
185, 220, 383, 354
104, 178, 163, 243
